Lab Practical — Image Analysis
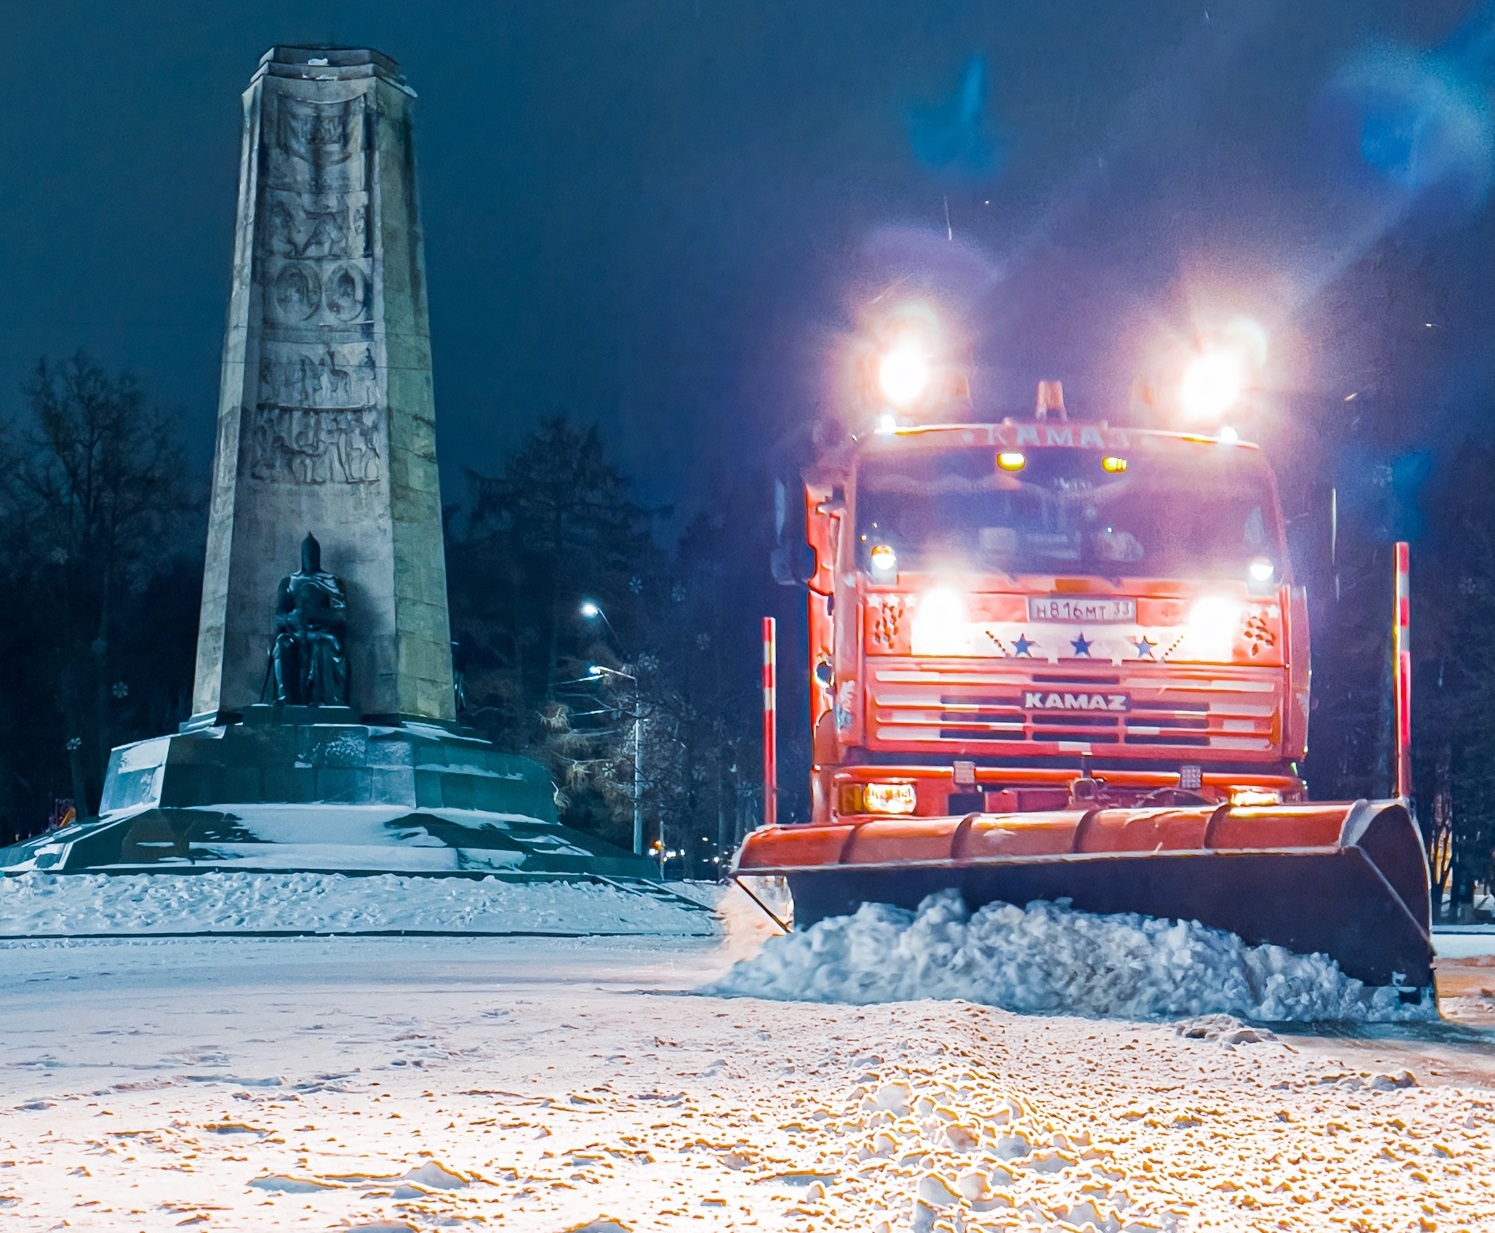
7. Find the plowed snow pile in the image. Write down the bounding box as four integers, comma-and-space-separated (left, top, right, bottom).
714, 890, 1431, 1021
0, 870, 711, 937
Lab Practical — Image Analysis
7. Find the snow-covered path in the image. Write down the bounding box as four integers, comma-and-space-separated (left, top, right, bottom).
2, 925, 1494, 1231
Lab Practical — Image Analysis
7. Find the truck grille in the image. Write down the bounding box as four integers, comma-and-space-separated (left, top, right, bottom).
868, 661, 1280, 757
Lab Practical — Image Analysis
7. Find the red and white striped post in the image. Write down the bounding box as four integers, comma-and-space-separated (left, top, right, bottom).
762, 616, 778, 829
1393, 541, 1412, 802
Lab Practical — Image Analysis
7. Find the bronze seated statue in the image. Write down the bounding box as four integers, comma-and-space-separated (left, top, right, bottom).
263, 532, 350, 707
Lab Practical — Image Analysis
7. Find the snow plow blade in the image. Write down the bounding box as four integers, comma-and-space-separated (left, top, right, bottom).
733, 800, 1433, 995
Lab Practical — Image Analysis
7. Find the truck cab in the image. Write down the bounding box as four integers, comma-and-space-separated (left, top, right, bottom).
800, 416, 1311, 826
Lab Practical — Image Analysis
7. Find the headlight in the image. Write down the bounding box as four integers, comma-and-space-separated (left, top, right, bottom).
1186, 595, 1240, 661
869, 543, 898, 583
1247, 557, 1275, 595
912, 588, 969, 656
1228, 787, 1282, 807
997, 451, 1027, 472
864, 782, 917, 814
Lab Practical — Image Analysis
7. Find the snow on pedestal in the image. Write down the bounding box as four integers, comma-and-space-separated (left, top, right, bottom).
6, 715, 653, 880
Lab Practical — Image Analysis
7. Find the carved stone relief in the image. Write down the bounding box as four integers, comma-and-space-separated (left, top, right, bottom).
248, 404, 383, 485
258, 343, 381, 408
251, 86, 378, 485
270, 96, 363, 195
323, 264, 366, 321
266, 195, 366, 261
271, 264, 322, 321
265, 257, 367, 325
258, 91, 373, 334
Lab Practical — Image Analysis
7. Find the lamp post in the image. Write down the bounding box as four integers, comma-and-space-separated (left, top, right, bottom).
590, 664, 644, 859
579, 600, 617, 636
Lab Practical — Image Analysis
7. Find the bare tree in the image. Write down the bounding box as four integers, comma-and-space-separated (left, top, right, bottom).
2, 354, 191, 814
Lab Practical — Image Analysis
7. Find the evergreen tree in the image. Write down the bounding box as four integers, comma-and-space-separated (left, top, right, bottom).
446, 415, 661, 846
447, 420, 777, 868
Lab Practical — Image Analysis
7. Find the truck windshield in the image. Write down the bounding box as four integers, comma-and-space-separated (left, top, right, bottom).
855, 445, 1283, 579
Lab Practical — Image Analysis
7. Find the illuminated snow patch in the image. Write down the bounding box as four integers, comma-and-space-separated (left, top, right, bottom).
711, 891, 1433, 1022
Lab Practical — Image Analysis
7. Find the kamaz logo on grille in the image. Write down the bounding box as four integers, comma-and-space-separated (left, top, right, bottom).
1023, 690, 1129, 712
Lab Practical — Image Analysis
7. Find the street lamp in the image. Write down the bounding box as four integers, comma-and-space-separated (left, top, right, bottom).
586, 655, 645, 860
579, 599, 618, 637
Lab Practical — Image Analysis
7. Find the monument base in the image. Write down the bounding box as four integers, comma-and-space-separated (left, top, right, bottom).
5, 718, 655, 878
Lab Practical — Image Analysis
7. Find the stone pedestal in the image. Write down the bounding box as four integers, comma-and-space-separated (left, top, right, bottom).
13, 721, 653, 879
192, 46, 453, 724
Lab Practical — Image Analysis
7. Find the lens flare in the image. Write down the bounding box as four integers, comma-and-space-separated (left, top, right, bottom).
1179, 353, 1246, 422
877, 340, 933, 408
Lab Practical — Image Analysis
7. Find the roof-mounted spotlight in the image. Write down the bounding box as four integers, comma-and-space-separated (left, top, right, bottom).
877, 338, 933, 409
1179, 352, 1247, 423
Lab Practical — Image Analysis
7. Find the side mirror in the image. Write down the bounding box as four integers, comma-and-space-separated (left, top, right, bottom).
770, 477, 817, 586
1286, 482, 1336, 596
770, 542, 817, 586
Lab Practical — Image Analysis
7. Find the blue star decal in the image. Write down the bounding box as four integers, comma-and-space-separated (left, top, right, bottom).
1134, 636, 1156, 658
1012, 633, 1036, 657
1070, 632, 1092, 657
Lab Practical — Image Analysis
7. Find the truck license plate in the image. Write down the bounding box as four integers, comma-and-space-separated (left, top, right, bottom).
1028, 596, 1136, 624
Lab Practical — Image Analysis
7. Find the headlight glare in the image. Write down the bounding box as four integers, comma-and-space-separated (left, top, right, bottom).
1185, 595, 1240, 661
912, 588, 970, 655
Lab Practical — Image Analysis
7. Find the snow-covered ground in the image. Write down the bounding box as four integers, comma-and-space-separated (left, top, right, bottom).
2, 889, 1494, 1231
1432, 929, 1495, 959
0, 871, 713, 937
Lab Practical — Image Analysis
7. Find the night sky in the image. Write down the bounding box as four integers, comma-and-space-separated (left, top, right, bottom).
2, 1, 1490, 516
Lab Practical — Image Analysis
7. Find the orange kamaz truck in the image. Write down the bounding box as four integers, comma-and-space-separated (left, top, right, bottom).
735, 384, 1433, 999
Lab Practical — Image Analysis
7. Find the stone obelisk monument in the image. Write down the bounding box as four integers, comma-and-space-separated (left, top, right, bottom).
193, 46, 452, 724
1, 47, 654, 880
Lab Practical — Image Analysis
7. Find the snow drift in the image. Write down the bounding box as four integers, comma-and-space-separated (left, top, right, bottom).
712, 891, 1433, 1022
